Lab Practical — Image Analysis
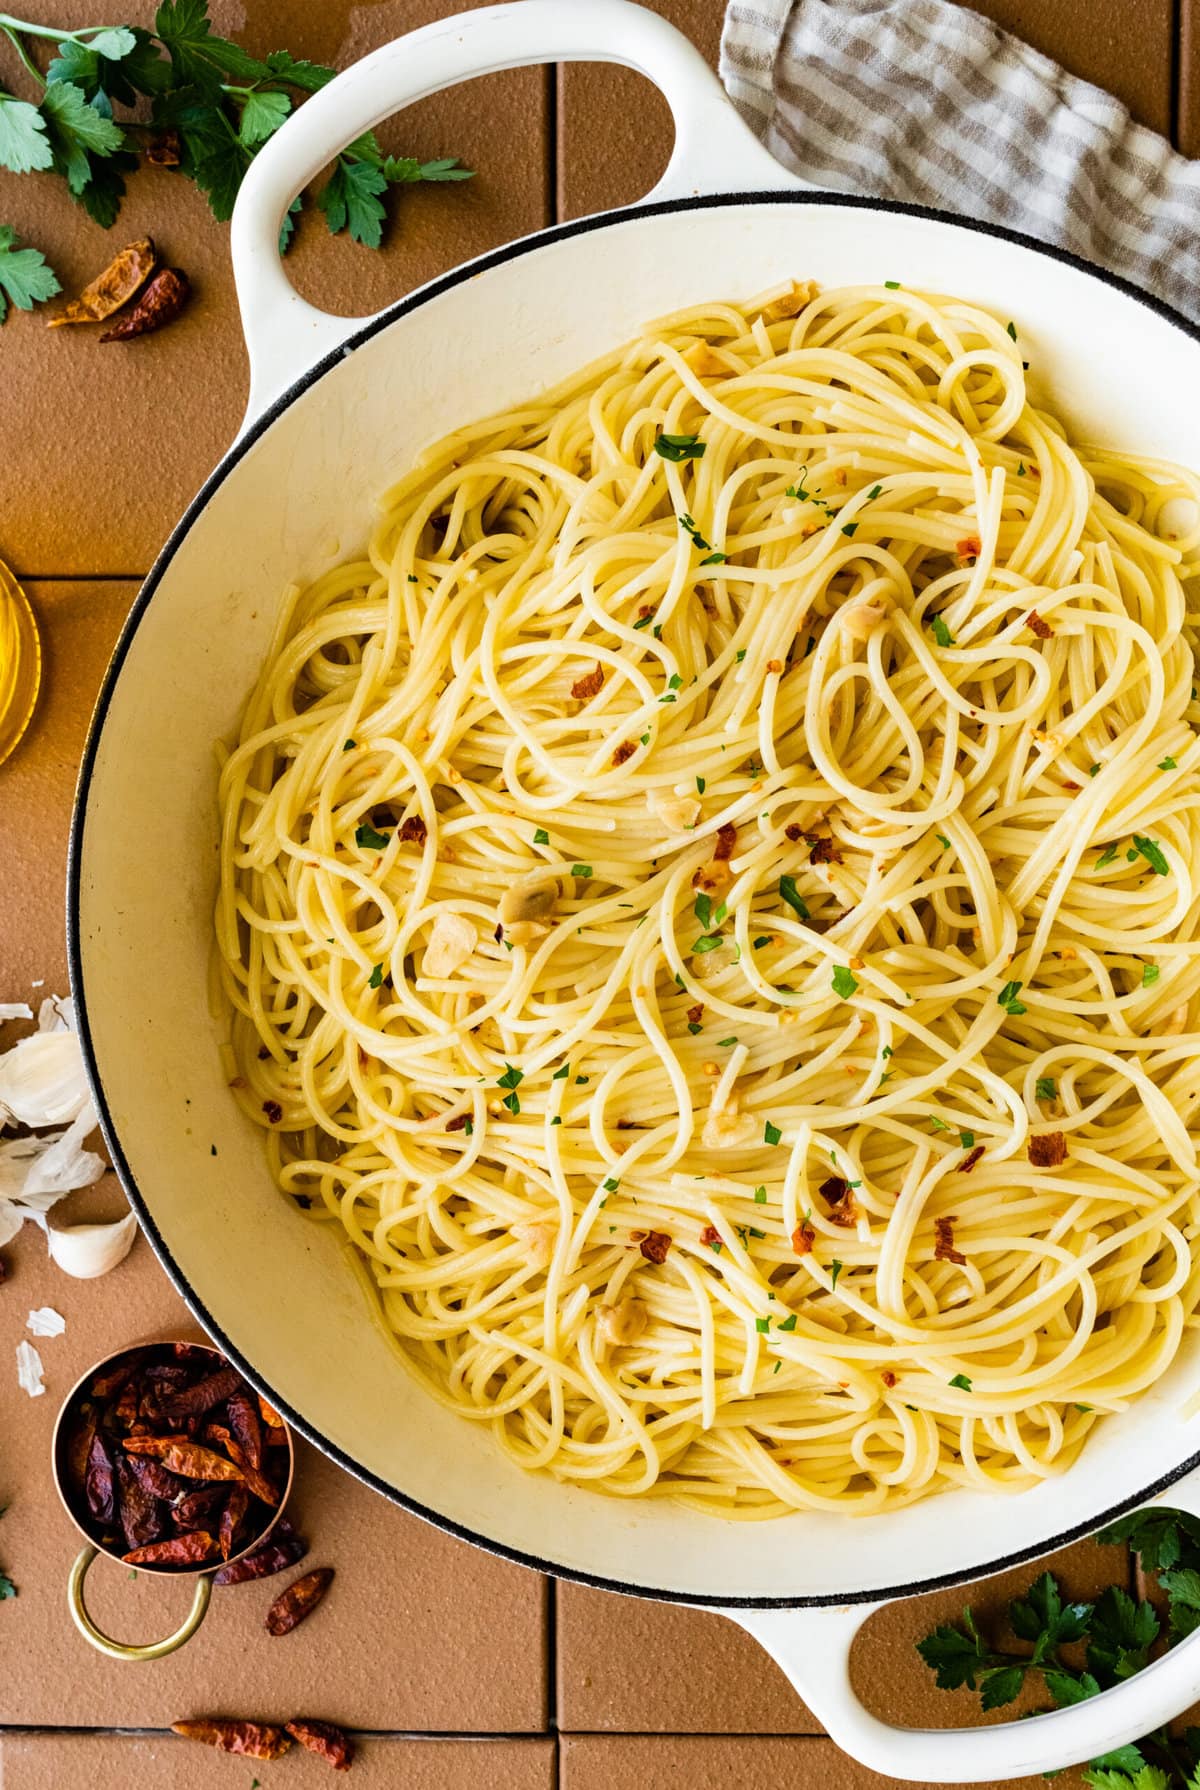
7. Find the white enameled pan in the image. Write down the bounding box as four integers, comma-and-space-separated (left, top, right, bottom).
68, 2, 1200, 1775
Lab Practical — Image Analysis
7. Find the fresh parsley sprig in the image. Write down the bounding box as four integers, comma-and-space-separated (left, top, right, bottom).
0, 4, 472, 245
918, 1513, 1200, 1787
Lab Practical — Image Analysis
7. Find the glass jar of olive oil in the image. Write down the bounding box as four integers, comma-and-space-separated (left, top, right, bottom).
0, 556, 40, 767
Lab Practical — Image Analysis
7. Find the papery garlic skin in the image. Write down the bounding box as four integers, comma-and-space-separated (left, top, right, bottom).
0, 1031, 90, 1127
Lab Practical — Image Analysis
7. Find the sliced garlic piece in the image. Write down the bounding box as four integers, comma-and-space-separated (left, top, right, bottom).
684, 342, 735, 378
497, 876, 557, 947
423, 912, 477, 978
648, 789, 702, 832
512, 1218, 557, 1269
596, 1300, 647, 1347
701, 1092, 758, 1150
47, 1208, 138, 1279
839, 599, 891, 640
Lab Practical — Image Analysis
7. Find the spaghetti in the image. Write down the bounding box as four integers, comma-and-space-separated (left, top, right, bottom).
216, 280, 1200, 1515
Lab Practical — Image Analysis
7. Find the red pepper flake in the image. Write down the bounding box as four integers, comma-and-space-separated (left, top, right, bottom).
262, 1100, 283, 1124
686, 1003, 704, 1026
956, 535, 982, 564
1028, 1131, 1067, 1167
791, 1223, 815, 1255
934, 1216, 966, 1265
571, 662, 605, 701
819, 1175, 857, 1226
1062, 781, 1080, 792
808, 835, 843, 865
100, 265, 190, 341
398, 815, 427, 845
640, 1230, 672, 1264
172, 1720, 292, 1760
612, 742, 636, 765
445, 1113, 470, 1131
699, 1224, 721, 1248
784, 823, 803, 842
714, 822, 737, 861
881, 1369, 897, 1388
1026, 610, 1053, 639
959, 1145, 985, 1174
285, 1719, 354, 1771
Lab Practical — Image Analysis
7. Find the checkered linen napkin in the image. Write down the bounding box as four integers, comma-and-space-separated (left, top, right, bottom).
719, 0, 1200, 322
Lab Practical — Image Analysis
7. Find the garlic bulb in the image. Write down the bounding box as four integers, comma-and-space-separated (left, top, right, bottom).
47, 1208, 138, 1279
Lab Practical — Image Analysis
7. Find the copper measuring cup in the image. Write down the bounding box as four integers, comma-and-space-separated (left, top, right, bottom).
51, 1337, 295, 1661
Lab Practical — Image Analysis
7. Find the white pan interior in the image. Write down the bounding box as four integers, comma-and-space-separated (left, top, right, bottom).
73, 196, 1200, 1604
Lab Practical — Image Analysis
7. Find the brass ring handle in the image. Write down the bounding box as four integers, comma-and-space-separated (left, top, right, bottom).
68, 1545, 212, 1660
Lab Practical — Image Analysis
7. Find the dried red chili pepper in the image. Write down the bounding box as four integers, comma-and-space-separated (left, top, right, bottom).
809, 834, 843, 865
100, 266, 190, 342
112, 1378, 140, 1430
258, 1394, 284, 1427
1026, 610, 1053, 639
85, 1430, 116, 1524
570, 662, 605, 701
144, 130, 181, 166
48, 236, 156, 327
226, 1389, 263, 1470
173, 1485, 227, 1532
161, 1365, 242, 1424
123, 1433, 189, 1456
611, 741, 636, 765
213, 1525, 306, 1586
639, 1230, 672, 1264
171, 1719, 292, 1759
66, 1406, 98, 1490
124, 1529, 219, 1567
791, 1223, 815, 1255
125, 1452, 186, 1503
398, 815, 427, 845
958, 1145, 985, 1174
784, 822, 804, 842
714, 822, 737, 860
160, 1442, 244, 1483
218, 1483, 250, 1561
117, 1454, 164, 1550
220, 1435, 281, 1506
285, 1718, 354, 1771
265, 1566, 334, 1636
699, 1224, 721, 1248
263, 1099, 283, 1124
173, 1342, 213, 1362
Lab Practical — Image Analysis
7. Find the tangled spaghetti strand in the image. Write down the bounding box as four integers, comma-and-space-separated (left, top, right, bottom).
217, 280, 1200, 1516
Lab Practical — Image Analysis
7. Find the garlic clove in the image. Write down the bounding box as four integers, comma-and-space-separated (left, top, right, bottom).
0, 1029, 90, 1127
47, 1208, 139, 1279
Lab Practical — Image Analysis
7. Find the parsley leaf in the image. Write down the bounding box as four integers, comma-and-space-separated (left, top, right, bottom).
997, 979, 1026, 1017
384, 154, 473, 184
317, 156, 389, 247
778, 875, 810, 920
829, 1259, 843, 1289
831, 964, 858, 999
1142, 963, 1160, 987
0, 228, 60, 323
1096, 842, 1120, 868
1035, 1076, 1058, 1100
929, 614, 955, 648
949, 1373, 972, 1391
0, 97, 53, 174
654, 432, 705, 462
155, 0, 268, 88
533, 828, 549, 845
39, 81, 125, 195
354, 823, 390, 850
238, 88, 292, 148
763, 1120, 782, 1146
1132, 834, 1170, 876
368, 963, 383, 989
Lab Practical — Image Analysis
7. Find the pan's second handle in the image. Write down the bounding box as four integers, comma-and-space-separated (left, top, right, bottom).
68, 1546, 212, 1661
722, 1496, 1200, 1784
230, 0, 803, 427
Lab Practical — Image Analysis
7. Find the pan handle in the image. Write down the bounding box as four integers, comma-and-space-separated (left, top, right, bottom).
230, 0, 803, 426
718, 1483, 1200, 1783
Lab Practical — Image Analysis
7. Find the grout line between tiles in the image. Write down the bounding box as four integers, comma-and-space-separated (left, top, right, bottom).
18, 573, 147, 584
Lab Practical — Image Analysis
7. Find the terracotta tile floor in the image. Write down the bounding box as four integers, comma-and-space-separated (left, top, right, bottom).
0, 0, 1190, 1782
